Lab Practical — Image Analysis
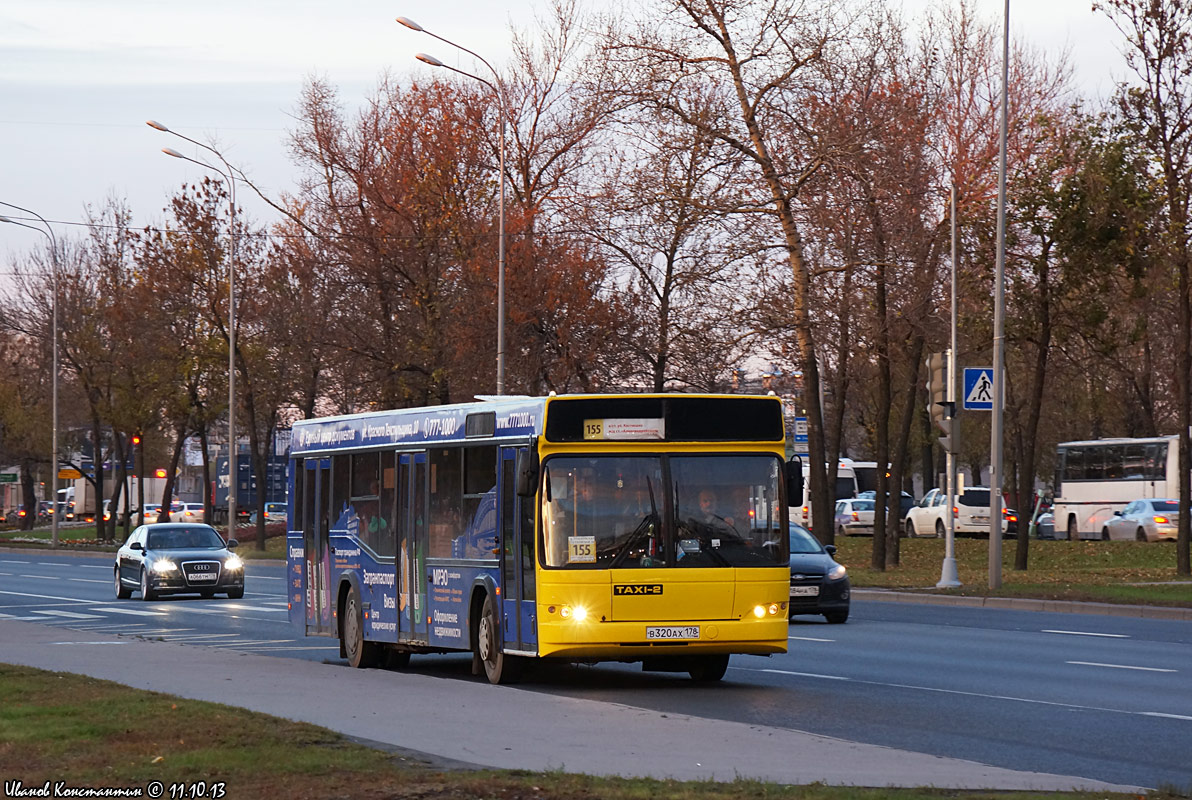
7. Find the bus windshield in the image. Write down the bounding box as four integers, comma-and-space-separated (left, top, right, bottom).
541, 454, 786, 569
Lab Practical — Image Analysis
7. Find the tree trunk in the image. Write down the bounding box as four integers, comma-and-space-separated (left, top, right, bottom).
19, 462, 36, 531
199, 424, 213, 524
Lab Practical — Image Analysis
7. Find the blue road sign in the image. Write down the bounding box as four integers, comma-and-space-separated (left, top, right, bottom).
963, 368, 994, 411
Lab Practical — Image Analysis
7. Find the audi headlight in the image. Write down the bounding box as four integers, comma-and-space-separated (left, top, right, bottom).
827, 564, 847, 581
225, 554, 244, 571
152, 559, 178, 574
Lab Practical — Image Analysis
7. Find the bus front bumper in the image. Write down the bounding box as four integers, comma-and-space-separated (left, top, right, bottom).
535, 616, 788, 659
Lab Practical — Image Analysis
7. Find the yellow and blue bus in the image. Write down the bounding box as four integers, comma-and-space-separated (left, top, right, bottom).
287, 393, 798, 683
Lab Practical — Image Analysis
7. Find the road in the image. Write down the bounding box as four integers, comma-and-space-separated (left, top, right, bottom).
1, 550, 1189, 790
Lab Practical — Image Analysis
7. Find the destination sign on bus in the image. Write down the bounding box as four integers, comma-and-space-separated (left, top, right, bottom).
582, 417, 665, 440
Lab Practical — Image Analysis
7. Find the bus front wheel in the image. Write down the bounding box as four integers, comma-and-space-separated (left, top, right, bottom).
343, 584, 380, 669
477, 594, 520, 685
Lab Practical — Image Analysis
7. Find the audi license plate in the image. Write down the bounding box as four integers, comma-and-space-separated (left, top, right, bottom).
187, 573, 217, 582
790, 586, 819, 596
646, 625, 700, 640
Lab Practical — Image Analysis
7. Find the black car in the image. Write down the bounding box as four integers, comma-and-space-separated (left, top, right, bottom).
114, 523, 245, 600
788, 522, 850, 624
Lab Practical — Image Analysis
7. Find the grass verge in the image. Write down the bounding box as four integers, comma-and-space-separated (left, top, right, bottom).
831, 537, 1192, 606
0, 664, 1154, 800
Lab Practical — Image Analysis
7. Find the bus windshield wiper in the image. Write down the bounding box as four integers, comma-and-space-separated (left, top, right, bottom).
608, 477, 658, 568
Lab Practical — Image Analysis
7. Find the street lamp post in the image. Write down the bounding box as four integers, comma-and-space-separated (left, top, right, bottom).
146, 120, 240, 532
397, 16, 507, 395
0, 204, 60, 549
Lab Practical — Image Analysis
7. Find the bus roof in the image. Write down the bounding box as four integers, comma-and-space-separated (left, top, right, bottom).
290, 393, 784, 455
1057, 435, 1176, 448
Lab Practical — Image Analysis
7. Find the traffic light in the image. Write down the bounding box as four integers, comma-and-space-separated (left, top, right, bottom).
926, 351, 955, 453
131, 434, 141, 446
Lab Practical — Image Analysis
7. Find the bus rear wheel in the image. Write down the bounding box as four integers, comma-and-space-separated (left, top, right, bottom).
343, 584, 380, 669
689, 654, 729, 682
477, 594, 520, 685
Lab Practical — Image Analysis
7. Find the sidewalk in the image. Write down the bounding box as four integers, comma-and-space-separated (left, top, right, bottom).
0, 619, 1146, 792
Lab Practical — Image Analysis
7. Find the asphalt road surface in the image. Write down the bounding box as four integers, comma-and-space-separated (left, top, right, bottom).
1, 550, 1189, 790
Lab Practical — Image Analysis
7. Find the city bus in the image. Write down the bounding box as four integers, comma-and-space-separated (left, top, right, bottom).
1053, 436, 1179, 540
286, 394, 797, 684
792, 457, 862, 529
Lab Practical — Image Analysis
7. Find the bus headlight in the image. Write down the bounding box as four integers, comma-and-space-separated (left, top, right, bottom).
753, 605, 766, 618
560, 605, 587, 621
151, 559, 177, 574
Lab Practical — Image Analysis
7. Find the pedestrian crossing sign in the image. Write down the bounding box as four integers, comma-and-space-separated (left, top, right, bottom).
963, 368, 994, 411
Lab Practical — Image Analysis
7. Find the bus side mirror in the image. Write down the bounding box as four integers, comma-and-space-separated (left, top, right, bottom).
786, 457, 804, 506
516, 445, 539, 498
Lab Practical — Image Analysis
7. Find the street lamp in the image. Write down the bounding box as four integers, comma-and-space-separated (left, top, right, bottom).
397, 15, 508, 395
0, 203, 60, 548
146, 120, 240, 531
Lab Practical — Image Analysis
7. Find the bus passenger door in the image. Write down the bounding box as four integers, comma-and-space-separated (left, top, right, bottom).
304, 458, 333, 636
399, 452, 429, 641
500, 447, 537, 653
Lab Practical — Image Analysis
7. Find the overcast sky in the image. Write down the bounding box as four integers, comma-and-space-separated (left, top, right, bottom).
0, 0, 1130, 262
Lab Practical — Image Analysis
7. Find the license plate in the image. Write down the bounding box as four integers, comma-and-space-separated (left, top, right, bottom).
646, 625, 700, 640
972, 516, 989, 525
790, 586, 819, 596
187, 573, 217, 582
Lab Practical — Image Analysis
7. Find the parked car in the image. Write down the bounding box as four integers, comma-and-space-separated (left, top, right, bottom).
904, 487, 1009, 538
1101, 498, 1180, 542
249, 501, 287, 525
788, 522, 850, 624
833, 498, 875, 537
114, 523, 244, 600
856, 489, 915, 520
1033, 511, 1056, 539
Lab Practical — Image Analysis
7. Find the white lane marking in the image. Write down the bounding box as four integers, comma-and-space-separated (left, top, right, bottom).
36, 562, 71, 567
49, 641, 130, 646
220, 603, 285, 612
0, 589, 100, 604
20, 574, 60, 580
33, 609, 104, 620
735, 667, 1191, 722
0, 613, 52, 621
207, 639, 295, 647
0, 560, 27, 564
247, 575, 282, 581
88, 607, 166, 616
759, 669, 850, 680
154, 633, 240, 640
67, 578, 108, 584
1067, 661, 1178, 673
1043, 629, 1130, 639
78, 565, 111, 570
788, 636, 835, 642
236, 646, 339, 652
1141, 711, 1192, 721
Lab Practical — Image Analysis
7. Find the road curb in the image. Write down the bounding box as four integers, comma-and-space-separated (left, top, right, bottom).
852, 588, 1192, 620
